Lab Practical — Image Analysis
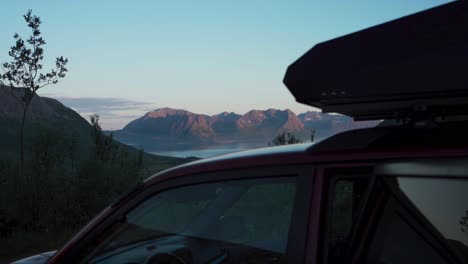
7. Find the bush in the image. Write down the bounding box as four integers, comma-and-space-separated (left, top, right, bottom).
0, 122, 144, 260
269, 131, 303, 146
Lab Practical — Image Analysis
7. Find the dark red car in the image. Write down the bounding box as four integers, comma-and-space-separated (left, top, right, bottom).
15, 1, 468, 263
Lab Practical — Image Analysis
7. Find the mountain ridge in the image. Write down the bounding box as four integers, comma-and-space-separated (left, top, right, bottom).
111, 107, 380, 151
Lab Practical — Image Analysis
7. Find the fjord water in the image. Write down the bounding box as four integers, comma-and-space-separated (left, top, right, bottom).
150, 147, 247, 158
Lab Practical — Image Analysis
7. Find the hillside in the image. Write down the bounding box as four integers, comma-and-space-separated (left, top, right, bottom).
0, 85, 91, 159
0, 85, 191, 172
110, 107, 380, 151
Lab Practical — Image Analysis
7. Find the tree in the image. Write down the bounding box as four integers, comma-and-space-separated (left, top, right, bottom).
30, 127, 66, 179
460, 210, 468, 236
137, 145, 144, 168
68, 130, 79, 169
310, 128, 316, 143
269, 131, 303, 146
0, 10, 68, 173
90, 114, 119, 163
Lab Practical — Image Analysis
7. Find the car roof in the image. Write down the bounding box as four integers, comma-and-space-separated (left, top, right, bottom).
189, 142, 312, 164
145, 120, 468, 185
144, 143, 314, 183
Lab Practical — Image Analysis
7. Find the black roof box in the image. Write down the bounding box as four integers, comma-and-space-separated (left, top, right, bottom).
284, 1, 468, 121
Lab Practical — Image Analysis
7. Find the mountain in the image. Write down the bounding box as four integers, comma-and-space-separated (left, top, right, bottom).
234, 109, 304, 141
209, 112, 241, 134
0, 84, 93, 158
124, 108, 214, 140
111, 107, 380, 151
115, 108, 215, 151
237, 109, 303, 131
298, 111, 379, 138
0, 85, 89, 124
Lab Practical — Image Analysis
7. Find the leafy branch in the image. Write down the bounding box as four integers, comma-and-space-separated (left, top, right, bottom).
0, 9, 69, 173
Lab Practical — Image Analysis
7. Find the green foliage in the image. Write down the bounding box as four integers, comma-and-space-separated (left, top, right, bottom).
30, 127, 67, 178
90, 114, 120, 163
461, 210, 468, 235
69, 130, 79, 169
269, 131, 303, 146
0, 116, 152, 260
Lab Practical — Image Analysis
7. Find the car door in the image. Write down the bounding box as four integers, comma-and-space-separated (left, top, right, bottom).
50, 165, 314, 264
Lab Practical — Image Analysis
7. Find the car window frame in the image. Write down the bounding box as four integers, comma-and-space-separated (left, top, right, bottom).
350, 175, 466, 264
56, 165, 314, 264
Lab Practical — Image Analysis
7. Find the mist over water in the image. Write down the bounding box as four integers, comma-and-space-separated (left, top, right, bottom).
150, 147, 247, 158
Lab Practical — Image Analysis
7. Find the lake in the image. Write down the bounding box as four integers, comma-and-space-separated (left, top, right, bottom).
150, 147, 247, 158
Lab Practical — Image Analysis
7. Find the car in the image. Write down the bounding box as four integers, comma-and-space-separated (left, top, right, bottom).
14, 1, 468, 263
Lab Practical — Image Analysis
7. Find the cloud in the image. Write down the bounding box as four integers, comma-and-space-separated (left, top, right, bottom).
44, 96, 157, 130
55, 97, 153, 115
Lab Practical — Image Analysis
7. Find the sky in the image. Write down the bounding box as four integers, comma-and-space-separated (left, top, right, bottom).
0, 0, 453, 129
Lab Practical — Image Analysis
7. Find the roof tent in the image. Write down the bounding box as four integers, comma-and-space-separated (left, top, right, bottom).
284, 1, 468, 120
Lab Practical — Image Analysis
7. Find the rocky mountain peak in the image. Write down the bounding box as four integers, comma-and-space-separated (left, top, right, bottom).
236, 110, 268, 128
279, 109, 304, 131
214, 111, 238, 117
235, 108, 304, 132
298, 111, 326, 122
145, 107, 192, 119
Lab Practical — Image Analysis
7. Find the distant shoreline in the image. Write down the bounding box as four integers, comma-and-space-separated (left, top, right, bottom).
149, 147, 247, 159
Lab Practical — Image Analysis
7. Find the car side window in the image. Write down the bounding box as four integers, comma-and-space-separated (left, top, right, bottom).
326, 176, 369, 264
330, 180, 355, 241
83, 177, 297, 264
396, 177, 468, 263
366, 203, 450, 264
354, 177, 466, 264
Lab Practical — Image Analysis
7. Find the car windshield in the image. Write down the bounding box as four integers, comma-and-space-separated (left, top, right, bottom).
96, 183, 243, 255
85, 178, 297, 264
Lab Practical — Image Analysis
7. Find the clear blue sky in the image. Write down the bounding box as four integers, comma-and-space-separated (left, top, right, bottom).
0, 0, 453, 129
